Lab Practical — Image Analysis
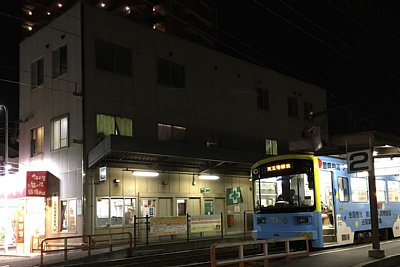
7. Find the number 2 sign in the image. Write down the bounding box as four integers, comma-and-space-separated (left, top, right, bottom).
347, 149, 372, 173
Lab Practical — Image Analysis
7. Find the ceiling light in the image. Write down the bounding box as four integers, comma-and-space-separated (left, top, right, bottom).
198, 175, 219, 180
132, 171, 159, 177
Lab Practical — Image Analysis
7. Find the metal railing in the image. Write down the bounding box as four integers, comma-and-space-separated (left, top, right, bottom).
210, 236, 309, 267
40, 232, 132, 266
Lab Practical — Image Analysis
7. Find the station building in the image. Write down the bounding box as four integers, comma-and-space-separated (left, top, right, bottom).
11, 2, 328, 253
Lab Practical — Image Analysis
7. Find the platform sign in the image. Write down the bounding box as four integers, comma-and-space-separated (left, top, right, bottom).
347, 149, 372, 173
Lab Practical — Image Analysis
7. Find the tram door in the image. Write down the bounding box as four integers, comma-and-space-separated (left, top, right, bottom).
320, 170, 336, 243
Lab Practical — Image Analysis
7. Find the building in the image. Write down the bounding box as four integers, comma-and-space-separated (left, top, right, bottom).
12, 2, 328, 254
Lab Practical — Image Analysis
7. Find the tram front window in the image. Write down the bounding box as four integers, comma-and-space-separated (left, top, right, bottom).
254, 173, 315, 213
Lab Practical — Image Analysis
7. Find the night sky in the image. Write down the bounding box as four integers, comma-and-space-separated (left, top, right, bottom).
1, 1, 400, 140
217, 1, 400, 134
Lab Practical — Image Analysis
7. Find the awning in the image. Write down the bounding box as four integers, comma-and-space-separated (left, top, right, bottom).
0, 171, 60, 199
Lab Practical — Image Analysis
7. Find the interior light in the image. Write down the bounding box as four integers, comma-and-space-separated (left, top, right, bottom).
57, 3, 63, 8
132, 171, 159, 177
198, 175, 219, 180
46, 11, 51, 16
100, 2, 106, 8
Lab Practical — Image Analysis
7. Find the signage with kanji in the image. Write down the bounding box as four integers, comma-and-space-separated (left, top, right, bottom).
26, 171, 48, 196
226, 187, 243, 205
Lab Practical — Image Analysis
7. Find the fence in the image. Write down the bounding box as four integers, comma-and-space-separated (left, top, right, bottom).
210, 236, 309, 267
40, 232, 132, 266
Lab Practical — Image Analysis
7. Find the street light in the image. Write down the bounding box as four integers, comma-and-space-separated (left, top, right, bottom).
0, 105, 7, 171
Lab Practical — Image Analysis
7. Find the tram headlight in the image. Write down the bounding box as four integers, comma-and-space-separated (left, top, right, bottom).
295, 216, 311, 224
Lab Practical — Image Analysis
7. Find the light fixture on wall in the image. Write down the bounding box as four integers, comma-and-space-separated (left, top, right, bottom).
198, 175, 219, 180
132, 171, 159, 177
113, 179, 120, 184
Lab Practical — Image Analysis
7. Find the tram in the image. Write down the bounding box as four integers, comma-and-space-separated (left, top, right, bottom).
250, 153, 400, 248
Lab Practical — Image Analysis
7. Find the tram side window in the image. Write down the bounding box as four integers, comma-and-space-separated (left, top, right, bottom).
351, 177, 368, 202
388, 180, 400, 202
338, 177, 349, 202
376, 180, 386, 203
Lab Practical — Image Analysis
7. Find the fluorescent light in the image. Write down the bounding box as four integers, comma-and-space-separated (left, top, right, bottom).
198, 175, 219, 180
132, 171, 159, 177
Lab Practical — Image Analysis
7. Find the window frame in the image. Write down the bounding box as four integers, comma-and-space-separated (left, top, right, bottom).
257, 88, 269, 111
52, 45, 67, 78
95, 40, 132, 76
31, 57, 44, 88
31, 125, 44, 157
287, 97, 298, 117
51, 114, 69, 151
156, 58, 185, 88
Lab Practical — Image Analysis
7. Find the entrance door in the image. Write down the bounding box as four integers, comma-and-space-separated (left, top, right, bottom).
320, 170, 336, 243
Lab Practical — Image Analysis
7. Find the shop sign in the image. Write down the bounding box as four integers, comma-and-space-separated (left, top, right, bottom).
26, 171, 48, 196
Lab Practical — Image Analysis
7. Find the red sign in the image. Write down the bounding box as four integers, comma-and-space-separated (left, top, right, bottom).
26, 171, 48, 196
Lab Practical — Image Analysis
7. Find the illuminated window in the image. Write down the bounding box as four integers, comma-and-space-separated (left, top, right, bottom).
265, 139, 277, 155
157, 58, 185, 88
351, 177, 368, 202
376, 179, 386, 202
158, 123, 186, 142
31, 58, 44, 88
95, 40, 131, 75
257, 88, 269, 111
96, 114, 133, 140
287, 97, 298, 117
52, 45, 67, 78
51, 114, 68, 150
388, 180, 400, 202
31, 125, 44, 156
96, 197, 136, 227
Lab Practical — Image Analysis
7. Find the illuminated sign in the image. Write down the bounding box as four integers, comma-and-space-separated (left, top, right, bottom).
26, 171, 48, 196
266, 163, 292, 172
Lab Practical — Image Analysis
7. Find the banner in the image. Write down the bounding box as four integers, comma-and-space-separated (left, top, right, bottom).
226, 187, 243, 205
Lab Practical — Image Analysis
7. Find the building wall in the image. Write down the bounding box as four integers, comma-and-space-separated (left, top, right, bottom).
19, 4, 84, 240
18, 2, 328, 245
82, 3, 328, 155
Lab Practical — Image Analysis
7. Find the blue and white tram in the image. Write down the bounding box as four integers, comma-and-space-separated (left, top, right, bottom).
250, 153, 400, 248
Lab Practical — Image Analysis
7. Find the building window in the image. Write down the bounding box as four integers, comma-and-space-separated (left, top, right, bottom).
304, 101, 313, 120
51, 114, 68, 150
31, 125, 44, 156
52, 45, 67, 78
257, 88, 269, 110
95, 40, 131, 75
287, 97, 298, 117
31, 58, 44, 88
265, 139, 278, 155
96, 197, 136, 227
158, 123, 186, 142
60, 199, 77, 233
157, 58, 185, 88
96, 114, 133, 140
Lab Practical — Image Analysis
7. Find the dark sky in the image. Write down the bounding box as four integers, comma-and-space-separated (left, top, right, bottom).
216, 1, 400, 134
1, 1, 400, 138
0, 2, 20, 148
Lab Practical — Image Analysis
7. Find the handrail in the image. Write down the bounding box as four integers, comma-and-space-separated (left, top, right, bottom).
210, 236, 309, 267
40, 232, 132, 267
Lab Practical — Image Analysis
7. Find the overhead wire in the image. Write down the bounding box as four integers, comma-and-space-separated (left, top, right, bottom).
1, 1, 398, 134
